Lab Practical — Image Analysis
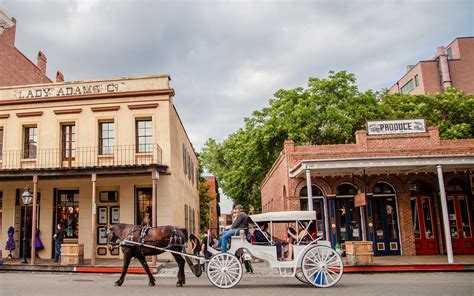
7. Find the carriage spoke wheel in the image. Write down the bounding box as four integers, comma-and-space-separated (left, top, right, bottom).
206, 253, 243, 289
295, 268, 310, 284
301, 245, 343, 288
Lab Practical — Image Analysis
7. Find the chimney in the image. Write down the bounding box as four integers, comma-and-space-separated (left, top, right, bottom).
56, 71, 64, 82
435, 46, 452, 91
0, 11, 16, 45
37, 51, 47, 74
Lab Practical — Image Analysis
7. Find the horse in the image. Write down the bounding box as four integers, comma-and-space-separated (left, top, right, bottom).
106, 223, 202, 287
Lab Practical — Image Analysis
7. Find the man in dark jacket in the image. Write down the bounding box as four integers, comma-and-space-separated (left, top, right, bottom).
219, 205, 248, 253
53, 223, 65, 262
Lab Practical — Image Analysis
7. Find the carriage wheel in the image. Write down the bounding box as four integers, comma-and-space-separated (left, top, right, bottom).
301, 245, 343, 288
206, 253, 243, 289
295, 269, 310, 284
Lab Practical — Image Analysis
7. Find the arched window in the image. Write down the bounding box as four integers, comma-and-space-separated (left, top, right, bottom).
336, 183, 358, 196
373, 182, 395, 194
446, 179, 466, 193
410, 181, 431, 195
299, 185, 323, 197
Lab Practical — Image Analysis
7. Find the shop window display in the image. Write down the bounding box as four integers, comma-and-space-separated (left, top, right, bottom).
56, 190, 79, 239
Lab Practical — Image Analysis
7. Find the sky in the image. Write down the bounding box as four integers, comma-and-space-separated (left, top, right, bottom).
1, 0, 473, 213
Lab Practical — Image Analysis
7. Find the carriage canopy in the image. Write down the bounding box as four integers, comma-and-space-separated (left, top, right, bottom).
249, 211, 316, 223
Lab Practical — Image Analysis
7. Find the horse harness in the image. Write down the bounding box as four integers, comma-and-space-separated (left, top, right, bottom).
121, 225, 187, 251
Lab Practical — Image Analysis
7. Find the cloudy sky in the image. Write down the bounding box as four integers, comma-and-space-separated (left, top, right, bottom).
2, 0, 473, 151
2, 0, 473, 211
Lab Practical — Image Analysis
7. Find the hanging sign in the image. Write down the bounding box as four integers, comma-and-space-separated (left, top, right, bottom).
367, 119, 426, 135
354, 190, 366, 207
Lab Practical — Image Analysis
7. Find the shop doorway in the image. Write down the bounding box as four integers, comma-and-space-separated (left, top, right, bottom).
299, 185, 326, 238
371, 183, 400, 255
334, 184, 362, 246
410, 182, 438, 255
446, 179, 473, 254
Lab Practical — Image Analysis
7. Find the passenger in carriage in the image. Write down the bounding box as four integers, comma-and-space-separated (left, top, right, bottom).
253, 222, 283, 259
284, 226, 308, 261
219, 205, 248, 253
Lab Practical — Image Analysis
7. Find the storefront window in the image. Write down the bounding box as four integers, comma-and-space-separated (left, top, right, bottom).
56, 190, 79, 239
422, 198, 434, 239
411, 198, 421, 239
300, 185, 325, 236
459, 197, 472, 238
385, 198, 398, 240
448, 197, 458, 238
136, 188, 152, 226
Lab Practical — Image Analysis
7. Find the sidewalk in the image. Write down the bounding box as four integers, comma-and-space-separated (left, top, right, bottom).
1, 255, 473, 274
0, 258, 163, 274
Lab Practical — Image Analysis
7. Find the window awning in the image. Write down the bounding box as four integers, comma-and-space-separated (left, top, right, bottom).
289, 154, 474, 178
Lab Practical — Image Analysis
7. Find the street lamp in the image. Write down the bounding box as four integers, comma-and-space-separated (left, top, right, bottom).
21, 186, 32, 264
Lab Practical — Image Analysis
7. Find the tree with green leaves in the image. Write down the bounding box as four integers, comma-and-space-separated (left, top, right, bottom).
200, 71, 473, 212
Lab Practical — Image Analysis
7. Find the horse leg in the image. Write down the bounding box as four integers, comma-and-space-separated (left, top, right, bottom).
137, 255, 156, 286
115, 254, 132, 286
172, 253, 186, 287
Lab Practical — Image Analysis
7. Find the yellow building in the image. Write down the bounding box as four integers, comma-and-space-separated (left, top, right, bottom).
0, 75, 200, 262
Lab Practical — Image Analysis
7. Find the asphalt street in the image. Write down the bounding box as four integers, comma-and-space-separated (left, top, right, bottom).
1, 271, 473, 296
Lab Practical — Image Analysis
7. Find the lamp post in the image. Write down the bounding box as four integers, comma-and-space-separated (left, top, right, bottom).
21, 186, 32, 264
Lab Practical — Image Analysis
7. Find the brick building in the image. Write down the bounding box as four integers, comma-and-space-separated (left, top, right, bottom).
205, 176, 221, 235
389, 37, 474, 95
0, 10, 63, 87
261, 119, 474, 257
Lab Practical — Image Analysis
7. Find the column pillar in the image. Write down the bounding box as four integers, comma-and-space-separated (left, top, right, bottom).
30, 175, 38, 265
436, 164, 454, 263
91, 173, 97, 266
305, 168, 313, 211
152, 170, 158, 266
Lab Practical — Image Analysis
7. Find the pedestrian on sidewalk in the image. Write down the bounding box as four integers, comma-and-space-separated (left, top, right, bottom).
53, 223, 65, 262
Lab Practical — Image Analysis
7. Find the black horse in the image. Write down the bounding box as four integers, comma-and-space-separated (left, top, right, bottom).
107, 223, 202, 287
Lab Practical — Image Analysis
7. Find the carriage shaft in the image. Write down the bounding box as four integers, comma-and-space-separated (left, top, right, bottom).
121, 240, 204, 261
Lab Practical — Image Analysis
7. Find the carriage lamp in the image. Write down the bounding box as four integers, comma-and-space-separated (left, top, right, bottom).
21, 186, 32, 264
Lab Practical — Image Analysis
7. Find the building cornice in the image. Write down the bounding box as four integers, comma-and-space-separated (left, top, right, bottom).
0, 89, 174, 106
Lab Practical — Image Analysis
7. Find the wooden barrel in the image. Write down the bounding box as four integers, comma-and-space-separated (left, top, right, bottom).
60, 244, 84, 265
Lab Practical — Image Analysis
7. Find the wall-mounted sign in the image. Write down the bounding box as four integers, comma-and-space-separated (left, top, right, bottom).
367, 119, 426, 136
354, 191, 366, 207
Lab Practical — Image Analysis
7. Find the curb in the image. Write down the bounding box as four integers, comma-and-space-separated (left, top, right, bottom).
0, 264, 162, 274
344, 264, 472, 273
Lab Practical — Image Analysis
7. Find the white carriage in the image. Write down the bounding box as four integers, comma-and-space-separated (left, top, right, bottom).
205, 211, 344, 289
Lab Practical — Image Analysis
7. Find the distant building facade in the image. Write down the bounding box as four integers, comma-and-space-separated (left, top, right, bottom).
0, 11, 63, 87
205, 176, 221, 235
261, 120, 474, 256
0, 75, 200, 263
389, 37, 474, 95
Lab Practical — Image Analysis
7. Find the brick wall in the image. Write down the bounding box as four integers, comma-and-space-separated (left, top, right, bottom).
0, 18, 54, 87
205, 176, 220, 235
261, 126, 474, 255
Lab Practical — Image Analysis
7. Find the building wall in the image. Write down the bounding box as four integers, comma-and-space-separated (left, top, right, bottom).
168, 104, 199, 234
0, 75, 200, 259
205, 176, 220, 235
261, 127, 474, 256
0, 17, 54, 87
389, 37, 474, 95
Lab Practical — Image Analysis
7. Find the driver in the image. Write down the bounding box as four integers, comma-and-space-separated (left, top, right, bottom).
219, 205, 248, 253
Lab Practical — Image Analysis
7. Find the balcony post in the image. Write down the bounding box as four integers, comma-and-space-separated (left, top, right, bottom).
91, 173, 97, 266
152, 170, 159, 266
30, 175, 38, 265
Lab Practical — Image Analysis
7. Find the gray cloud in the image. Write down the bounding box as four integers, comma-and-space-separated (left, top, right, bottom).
2, 0, 473, 151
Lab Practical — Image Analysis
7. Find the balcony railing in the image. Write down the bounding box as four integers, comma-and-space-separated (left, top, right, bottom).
0, 144, 162, 170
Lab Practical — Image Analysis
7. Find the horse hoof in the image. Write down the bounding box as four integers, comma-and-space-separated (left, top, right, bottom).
114, 282, 123, 287
176, 283, 183, 287
149, 282, 156, 286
